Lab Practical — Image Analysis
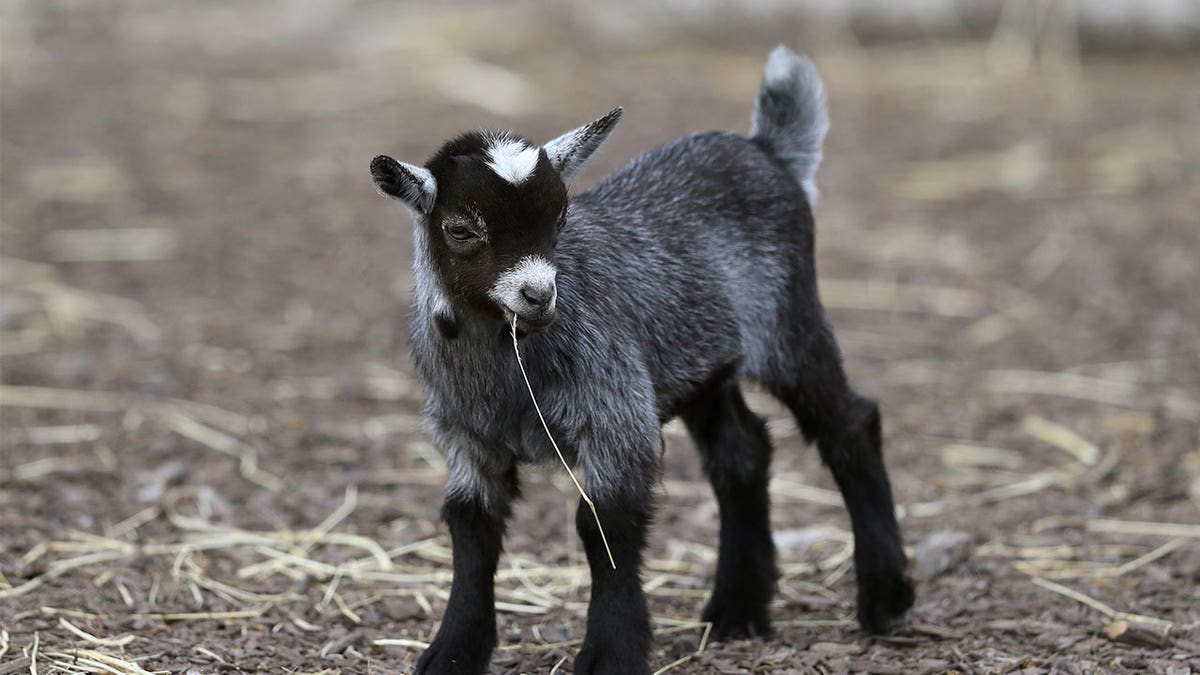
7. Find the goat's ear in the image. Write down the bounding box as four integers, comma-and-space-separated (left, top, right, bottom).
543, 107, 623, 183
371, 155, 437, 215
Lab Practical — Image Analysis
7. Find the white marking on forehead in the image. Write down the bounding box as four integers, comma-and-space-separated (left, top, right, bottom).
485, 138, 540, 184
488, 255, 557, 310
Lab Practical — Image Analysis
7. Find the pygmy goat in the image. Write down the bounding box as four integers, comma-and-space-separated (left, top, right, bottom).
370, 45, 914, 674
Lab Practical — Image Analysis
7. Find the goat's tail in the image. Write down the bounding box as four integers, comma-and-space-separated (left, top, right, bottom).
749, 45, 829, 201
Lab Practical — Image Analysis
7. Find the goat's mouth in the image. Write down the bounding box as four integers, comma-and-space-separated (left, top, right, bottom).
502, 308, 557, 337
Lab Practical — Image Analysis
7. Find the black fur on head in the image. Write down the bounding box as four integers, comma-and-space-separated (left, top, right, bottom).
371, 109, 623, 334
422, 131, 566, 327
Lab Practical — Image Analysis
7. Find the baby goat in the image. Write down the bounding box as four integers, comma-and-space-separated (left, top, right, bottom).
370, 46, 914, 675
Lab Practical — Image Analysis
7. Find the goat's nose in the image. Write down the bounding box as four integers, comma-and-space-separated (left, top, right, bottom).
520, 284, 555, 308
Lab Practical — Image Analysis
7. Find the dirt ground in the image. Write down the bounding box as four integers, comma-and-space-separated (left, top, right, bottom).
2, 3, 1199, 674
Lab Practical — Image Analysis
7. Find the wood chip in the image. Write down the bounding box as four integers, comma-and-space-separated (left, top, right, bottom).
914, 530, 975, 579
0, 657, 31, 675
909, 622, 965, 640
807, 641, 865, 656
846, 660, 907, 674
1103, 620, 1172, 648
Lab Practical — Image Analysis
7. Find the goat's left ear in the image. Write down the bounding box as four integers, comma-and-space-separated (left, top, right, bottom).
371, 155, 437, 215
543, 107, 623, 183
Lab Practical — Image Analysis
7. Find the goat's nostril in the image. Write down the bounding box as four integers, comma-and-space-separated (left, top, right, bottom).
521, 285, 553, 308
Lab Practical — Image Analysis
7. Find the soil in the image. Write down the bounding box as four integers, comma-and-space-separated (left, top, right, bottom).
2, 3, 1198, 674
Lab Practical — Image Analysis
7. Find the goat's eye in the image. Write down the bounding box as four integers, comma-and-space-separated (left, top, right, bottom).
444, 223, 476, 242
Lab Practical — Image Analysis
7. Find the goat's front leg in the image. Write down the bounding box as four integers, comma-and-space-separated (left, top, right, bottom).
574, 486, 655, 675
416, 466, 517, 675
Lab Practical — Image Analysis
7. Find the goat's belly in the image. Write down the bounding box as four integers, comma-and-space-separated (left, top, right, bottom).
645, 324, 744, 419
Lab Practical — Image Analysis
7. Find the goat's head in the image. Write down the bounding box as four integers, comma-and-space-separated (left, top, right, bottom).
371, 108, 622, 335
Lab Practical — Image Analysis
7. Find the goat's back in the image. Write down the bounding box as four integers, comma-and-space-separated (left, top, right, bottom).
556, 131, 820, 415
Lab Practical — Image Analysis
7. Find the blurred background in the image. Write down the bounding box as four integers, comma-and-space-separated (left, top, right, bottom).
2, 2, 1198, 673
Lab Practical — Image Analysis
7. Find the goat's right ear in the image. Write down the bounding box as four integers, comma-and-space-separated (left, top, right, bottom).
543, 107, 623, 183
371, 155, 437, 215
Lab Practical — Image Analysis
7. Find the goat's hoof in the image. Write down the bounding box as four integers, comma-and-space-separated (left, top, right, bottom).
574, 640, 651, 675
701, 597, 773, 641
857, 572, 915, 635
415, 635, 491, 675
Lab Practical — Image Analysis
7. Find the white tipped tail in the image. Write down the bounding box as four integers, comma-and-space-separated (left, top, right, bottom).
750, 45, 829, 201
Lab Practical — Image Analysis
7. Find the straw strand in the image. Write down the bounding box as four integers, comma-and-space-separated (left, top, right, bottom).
509, 316, 616, 569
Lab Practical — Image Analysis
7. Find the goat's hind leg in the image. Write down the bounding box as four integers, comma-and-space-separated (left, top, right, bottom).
770, 326, 914, 635
682, 375, 778, 639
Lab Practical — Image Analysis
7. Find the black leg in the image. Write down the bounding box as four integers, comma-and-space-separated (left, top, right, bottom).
681, 378, 777, 639
574, 492, 654, 675
772, 328, 914, 635
416, 469, 517, 675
